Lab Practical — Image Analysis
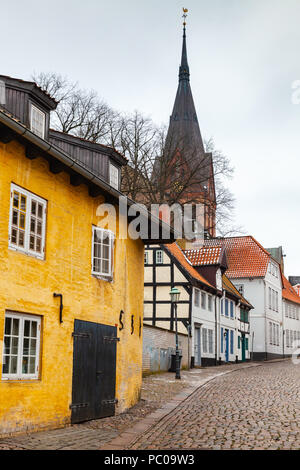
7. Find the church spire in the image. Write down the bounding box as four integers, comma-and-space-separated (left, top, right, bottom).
179, 9, 190, 82
166, 8, 205, 155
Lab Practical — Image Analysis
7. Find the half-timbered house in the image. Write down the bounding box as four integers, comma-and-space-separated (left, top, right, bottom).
143, 242, 252, 371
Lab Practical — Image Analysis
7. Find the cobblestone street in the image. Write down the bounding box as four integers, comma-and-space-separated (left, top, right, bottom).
130, 360, 300, 450
2, 360, 300, 450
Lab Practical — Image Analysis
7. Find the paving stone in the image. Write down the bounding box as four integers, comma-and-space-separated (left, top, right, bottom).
2, 360, 296, 450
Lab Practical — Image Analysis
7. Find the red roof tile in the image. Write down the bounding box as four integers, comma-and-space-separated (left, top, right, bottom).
163, 243, 214, 289
184, 245, 223, 266
204, 236, 271, 278
282, 275, 300, 305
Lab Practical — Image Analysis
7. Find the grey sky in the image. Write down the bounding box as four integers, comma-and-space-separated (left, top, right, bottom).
2, 0, 300, 276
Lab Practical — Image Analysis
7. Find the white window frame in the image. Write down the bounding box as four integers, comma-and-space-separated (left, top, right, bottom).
2, 312, 41, 381
156, 250, 163, 265
30, 104, 45, 139
9, 183, 47, 260
208, 329, 213, 354
92, 226, 115, 280
144, 251, 149, 265
230, 300, 234, 318
208, 295, 213, 312
109, 163, 120, 190
201, 292, 206, 310
194, 288, 200, 307
202, 328, 208, 353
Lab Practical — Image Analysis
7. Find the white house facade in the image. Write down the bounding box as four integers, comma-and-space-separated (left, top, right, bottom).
205, 236, 284, 361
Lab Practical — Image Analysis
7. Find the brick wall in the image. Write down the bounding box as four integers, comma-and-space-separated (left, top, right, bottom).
142, 324, 189, 373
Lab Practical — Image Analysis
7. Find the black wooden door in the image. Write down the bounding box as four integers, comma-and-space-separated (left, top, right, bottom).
71, 320, 117, 424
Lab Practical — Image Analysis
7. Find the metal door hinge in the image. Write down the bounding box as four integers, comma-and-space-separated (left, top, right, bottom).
101, 398, 118, 405
72, 332, 91, 339
70, 402, 89, 410
103, 336, 120, 342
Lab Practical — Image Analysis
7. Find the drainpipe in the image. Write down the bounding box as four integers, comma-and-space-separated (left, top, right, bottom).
214, 295, 218, 365
237, 300, 241, 363
263, 280, 267, 360
282, 300, 285, 358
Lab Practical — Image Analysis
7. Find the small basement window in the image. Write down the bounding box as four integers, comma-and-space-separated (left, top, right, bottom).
30, 104, 45, 139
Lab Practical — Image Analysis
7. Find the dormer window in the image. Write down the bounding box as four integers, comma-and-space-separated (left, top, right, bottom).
30, 104, 45, 139
109, 163, 120, 190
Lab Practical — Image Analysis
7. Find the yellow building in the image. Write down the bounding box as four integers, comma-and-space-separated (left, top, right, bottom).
0, 75, 173, 436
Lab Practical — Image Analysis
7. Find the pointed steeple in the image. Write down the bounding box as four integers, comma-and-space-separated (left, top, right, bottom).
179, 24, 189, 82
166, 11, 205, 156
162, 9, 216, 238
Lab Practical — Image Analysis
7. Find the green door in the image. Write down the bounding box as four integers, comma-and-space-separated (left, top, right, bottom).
241, 334, 246, 362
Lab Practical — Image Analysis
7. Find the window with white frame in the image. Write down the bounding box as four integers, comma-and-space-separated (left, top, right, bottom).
269, 322, 273, 345
208, 295, 213, 312
201, 292, 206, 309
9, 184, 47, 259
92, 227, 114, 279
230, 301, 234, 318
109, 163, 120, 190
269, 321, 279, 346
286, 330, 290, 348
202, 328, 208, 353
194, 288, 200, 307
225, 298, 229, 317
2, 312, 41, 380
156, 250, 163, 264
144, 251, 149, 265
208, 329, 213, 354
30, 104, 45, 139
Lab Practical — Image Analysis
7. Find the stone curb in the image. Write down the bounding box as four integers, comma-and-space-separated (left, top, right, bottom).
99, 361, 268, 450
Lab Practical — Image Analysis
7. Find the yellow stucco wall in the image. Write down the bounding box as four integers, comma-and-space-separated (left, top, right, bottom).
0, 139, 144, 436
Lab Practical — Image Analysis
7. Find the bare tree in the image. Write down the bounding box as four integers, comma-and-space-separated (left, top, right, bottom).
32, 72, 116, 141
205, 138, 244, 237
33, 72, 241, 235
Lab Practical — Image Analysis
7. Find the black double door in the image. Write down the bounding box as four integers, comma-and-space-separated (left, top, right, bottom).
71, 319, 117, 424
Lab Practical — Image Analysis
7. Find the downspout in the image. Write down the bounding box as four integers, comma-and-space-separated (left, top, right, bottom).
282, 300, 285, 358
237, 300, 241, 363
214, 296, 217, 365
263, 280, 267, 360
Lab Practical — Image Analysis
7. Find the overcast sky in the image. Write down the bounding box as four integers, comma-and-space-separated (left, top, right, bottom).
2, 0, 300, 276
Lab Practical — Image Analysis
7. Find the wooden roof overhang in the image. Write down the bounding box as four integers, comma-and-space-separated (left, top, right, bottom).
0, 110, 178, 245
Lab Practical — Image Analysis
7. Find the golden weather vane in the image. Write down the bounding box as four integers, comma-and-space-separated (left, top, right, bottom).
182, 7, 188, 26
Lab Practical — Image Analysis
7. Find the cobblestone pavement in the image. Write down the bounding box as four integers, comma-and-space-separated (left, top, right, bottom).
0, 362, 258, 450
129, 360, 300, 450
